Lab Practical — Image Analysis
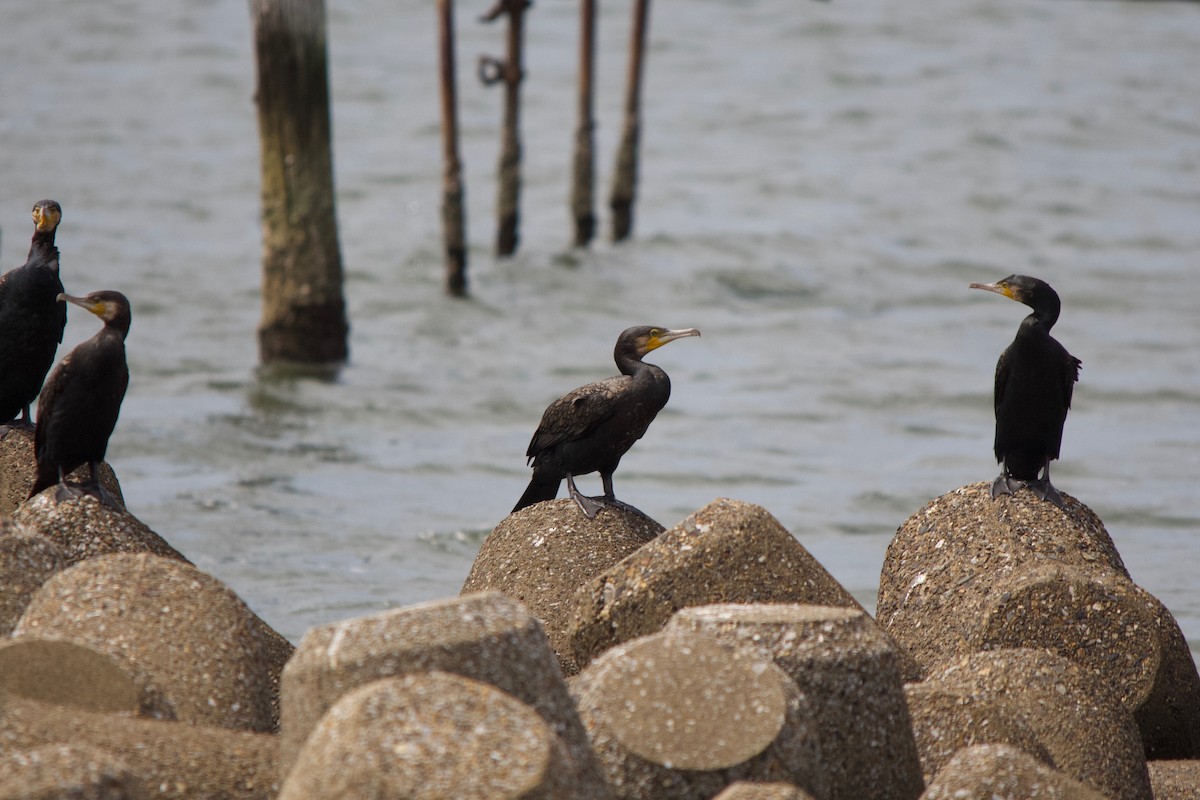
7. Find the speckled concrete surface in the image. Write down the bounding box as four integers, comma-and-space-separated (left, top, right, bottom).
929, 648, 1152, 800
0, 743, 146, 800
0, 695, 278, 800
566, 498, 868, 671
665, 604, 923, 800
711, 782, 816, 800
461, 499, 663, 675
970, 561, 1200, 758
921, 744, 1106, 800
904, 680, 1055, 786
280, 672, 581, 800
13, 553, 282, 732
0, 524, 63, 635
10, 493, 186, 567
0, 426, 122, 517
571, 629, 828, 799
0, 638, 143, 716
879, 484, 1128, 672
279, 591, 609, 796
878, 482, 1200, 759
1147, 760, 1200, 800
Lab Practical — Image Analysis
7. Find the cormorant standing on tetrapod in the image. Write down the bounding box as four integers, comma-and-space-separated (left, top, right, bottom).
0, 200, 67, 429
28, 290, 131, 507
970, 275, 1080, 509
514, 325, 701, 518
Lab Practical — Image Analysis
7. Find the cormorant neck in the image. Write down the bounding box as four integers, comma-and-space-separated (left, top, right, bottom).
28, 230, 58, 265
1028, 299, 1060, 331
615, 351, 647, 377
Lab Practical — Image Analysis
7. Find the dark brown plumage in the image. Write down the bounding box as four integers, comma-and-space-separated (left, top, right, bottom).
0, 200, 67, 426
513, 325, 700, 518
29, 290, 131, 506
970, 275, 1081, 509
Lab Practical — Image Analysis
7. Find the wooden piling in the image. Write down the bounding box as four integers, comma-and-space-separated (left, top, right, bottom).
250, 0, 349, 364
479, 0, 528, 257
609, 0, 650, 243
438, 0, 468, 296
570, 0, 597, 248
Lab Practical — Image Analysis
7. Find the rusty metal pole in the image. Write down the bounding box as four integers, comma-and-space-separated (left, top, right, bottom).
479, 0, 528, 257
609, 0, 649, 242
438, 0, 468, 296
570, 0, 597, 247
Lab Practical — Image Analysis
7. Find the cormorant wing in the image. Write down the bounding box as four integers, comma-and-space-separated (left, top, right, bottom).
33, 351, 74, 462
525, 375, 626, 461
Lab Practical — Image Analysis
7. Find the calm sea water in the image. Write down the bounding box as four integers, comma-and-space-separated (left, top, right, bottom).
2, 0, 1198, 650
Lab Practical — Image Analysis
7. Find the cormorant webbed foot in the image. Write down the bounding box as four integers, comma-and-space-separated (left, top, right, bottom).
990, 473, 1026, 499
566, 473, 604, 519
1026, 478, 1066, 511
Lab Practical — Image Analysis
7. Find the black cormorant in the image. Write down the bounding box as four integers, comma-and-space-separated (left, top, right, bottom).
0, 200, 67, 428
970, 275, 1080, 509
28, 290, 131, 506
513, 325, 701, 518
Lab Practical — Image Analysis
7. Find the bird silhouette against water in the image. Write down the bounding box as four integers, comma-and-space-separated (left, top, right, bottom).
514, 325, 700, 518
0, 200, 67, 430
29, 291, 131, 508
970, 275, 1080, 509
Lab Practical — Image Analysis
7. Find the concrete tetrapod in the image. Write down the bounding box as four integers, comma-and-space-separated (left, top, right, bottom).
279, 672, 582, 800
279, 591, 609, 796
665, 603, 923, 800
462, 498, 663, 675
571, 629, 829, 799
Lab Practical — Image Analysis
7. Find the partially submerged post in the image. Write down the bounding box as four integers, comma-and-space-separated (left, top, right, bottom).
570, 0, 597, 247
479, 0, 528, 257
250, 0, 349, 364
438, 0, 468, 296
609, 0, 650, 242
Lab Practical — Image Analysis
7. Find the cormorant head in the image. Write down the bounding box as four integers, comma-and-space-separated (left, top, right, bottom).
58, 290, 132, 337
32, 200, 62, 233
969, 274, 1061, 325
617, 326, 701, 360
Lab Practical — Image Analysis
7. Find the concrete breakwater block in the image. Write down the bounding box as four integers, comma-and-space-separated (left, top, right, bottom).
1148, 760, 1200, 800
878, 483, 1200, 758
712, 783, 816, 800
971, 562, 1200, 758
921, 744, 1107, 800
0, 426, 122, 516
571, 630, 829, 799
0, 638, 146, 716
280, 672, 585, 800
279, 591, 608, 796
462, 499, 664, 675
0, 744, 146, 800
930, 648, 1152, 800
566, 498, 883, 673
13, 553, 284, 733
665, 604, 923, 800
10, 492, 186, 567
879, 483, 1128, 671
0, 694, 278, 800
0, 523, 63, 635
903, 680, 1054, 785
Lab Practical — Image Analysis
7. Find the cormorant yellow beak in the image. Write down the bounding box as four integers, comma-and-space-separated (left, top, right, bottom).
645, 327, 701, 352
32, 203, 61, 233
58, 293, 110, 320
969, 281, 1016, 301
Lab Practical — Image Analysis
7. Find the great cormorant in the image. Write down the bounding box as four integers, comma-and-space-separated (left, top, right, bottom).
513, 325, 700, 518
0, 200, 67, 428
28, 290, 131, 507
970, 275, 1080, 509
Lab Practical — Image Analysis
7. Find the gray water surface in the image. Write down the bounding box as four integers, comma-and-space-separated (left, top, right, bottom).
2, 0, 1198, 647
